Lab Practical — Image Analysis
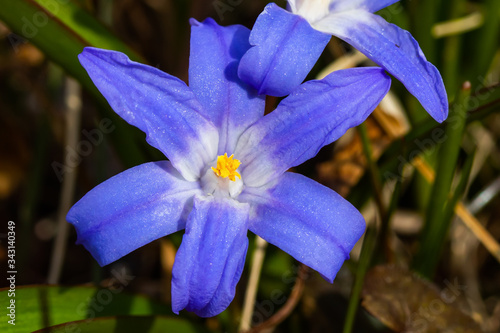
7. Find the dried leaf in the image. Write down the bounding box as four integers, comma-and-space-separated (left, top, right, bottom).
361, 265, 482, 333
317, 89, 410, 195
317, 113, 391, 196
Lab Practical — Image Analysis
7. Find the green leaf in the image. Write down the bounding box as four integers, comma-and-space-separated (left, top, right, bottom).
31, 0, 142, 61
34, 316, 206, 333
32, 316, 207, 333
0, 0, 142, 90
0, 0, 148, 168
0, 285, 172, 333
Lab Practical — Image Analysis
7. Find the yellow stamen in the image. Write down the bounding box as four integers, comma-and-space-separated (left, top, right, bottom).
211, 153, 241, 181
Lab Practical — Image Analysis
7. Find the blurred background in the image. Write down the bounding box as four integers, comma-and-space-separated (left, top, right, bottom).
0, 0, 499, 332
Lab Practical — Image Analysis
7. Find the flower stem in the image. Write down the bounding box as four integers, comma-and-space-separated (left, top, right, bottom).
239, 235, 268, 332
247, 265, 308, 333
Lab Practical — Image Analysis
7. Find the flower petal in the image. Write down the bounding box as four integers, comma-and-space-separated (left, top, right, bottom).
290, 0, 332, 22
314, 10, 448, 122
238, 3, 330, 97
286, 0, 299, 13
239, 172, 365, 282
329, 0, 400, 13
67, 161, 201, 266
78, 47, 219, 181
189, 18, 265, 155
288, 0, 398, 22
235, 67, 390, 187
171, 195, 249, 317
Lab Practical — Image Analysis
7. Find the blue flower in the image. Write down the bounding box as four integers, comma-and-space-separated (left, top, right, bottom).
67, 18, 391, 317
238, 0, 449, 123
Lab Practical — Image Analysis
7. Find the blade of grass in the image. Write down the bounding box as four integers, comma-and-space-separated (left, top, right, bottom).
342, 226, 377, 333
344, 120, 406, 333
0, 0, 148, 168
406, 0, 443, 124
0, 1, 141, 94
472, 0, 500, 77
384, 84, 500, 177
412, 156, 500, 264
379, 179, 403, 263
441, 0, 467, 96
413, 0, 442, 64
358, 123, 387, 222
33, 0, 142, 59
412, 82, 471, 278
348, 83, 500, 209
358, 121, 402, 261
442, 149, 475, 225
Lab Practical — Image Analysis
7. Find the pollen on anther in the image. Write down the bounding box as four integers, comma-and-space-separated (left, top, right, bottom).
212, 153, 241, 181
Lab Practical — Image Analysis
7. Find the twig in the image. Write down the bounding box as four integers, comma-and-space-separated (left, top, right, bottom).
358, 123, 387, 223
432, 12, 483, 38
412, 155, 500, 264
47, 77, 82, 284
455, 203, 500, 263
245, 265, 309, 333
467, 176, 500, 214
239, 236, 268, 332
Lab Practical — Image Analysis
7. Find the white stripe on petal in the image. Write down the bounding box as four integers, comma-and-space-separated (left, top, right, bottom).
287, 0, 298, 13
292, 0, 333, 23
169, 122, 219, 182
291, 0, 400, 23
329, 0, 400, 13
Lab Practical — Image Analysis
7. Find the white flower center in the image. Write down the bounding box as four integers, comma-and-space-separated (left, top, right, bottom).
200, 154, 244, 198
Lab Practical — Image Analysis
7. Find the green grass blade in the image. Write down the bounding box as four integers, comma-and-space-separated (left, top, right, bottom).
0, 0, 148, 168
412, 0, 442, 66
358, 123, 386, 221
412, 82, 471, 278
441, 0, 467, 96
31, 0, 142, 61
342, 226, 378, 333
348, 83, 500, 209
472, 0, 500, 77
442, 149, 475, 224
